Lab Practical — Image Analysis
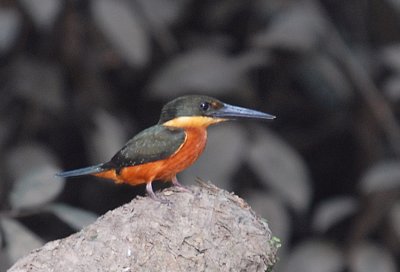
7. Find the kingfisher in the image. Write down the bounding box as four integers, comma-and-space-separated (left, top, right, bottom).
57, 95, 275, 201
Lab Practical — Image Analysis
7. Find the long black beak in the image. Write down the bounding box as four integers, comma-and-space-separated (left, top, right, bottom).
212, 103, 276, 120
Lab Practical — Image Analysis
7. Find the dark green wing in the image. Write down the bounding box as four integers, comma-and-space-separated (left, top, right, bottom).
105, 125, 186, 171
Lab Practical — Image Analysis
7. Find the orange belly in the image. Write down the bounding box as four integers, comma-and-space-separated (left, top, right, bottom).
93, 127, 207, 186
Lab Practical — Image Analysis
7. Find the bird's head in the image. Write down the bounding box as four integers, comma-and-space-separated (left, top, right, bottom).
159, 95, 275, 128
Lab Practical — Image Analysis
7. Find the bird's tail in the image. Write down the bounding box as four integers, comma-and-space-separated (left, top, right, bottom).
56, 163, 106, 178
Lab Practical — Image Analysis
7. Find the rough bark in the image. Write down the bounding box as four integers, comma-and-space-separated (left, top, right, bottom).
8, 181, 278, 272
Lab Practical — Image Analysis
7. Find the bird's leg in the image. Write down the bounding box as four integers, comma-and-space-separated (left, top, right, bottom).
171, 176, 191, 192
146, 182, 169, 204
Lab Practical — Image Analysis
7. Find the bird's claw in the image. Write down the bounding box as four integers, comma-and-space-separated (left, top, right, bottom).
171, 176, 192, 193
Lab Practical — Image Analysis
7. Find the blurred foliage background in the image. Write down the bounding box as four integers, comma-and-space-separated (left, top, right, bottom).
0, 0, 400, 271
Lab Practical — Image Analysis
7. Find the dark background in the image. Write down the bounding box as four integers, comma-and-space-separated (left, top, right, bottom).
0, 0, 399, 271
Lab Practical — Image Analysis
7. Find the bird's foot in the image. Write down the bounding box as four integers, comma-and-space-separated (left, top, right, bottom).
171, 176, 191, 193
146, 182, 171, 204
151, 194, 171, 205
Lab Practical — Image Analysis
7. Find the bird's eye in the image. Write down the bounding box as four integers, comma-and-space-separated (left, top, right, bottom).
200, 102, 210, 111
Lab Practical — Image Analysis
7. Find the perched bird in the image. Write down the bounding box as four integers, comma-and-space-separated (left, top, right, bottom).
57, 95, 275, 201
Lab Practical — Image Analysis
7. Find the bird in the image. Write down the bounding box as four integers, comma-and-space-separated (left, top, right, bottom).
57, 95, 275, 201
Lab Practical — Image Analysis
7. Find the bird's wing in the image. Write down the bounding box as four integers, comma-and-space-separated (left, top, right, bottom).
106, 125, 186, 170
